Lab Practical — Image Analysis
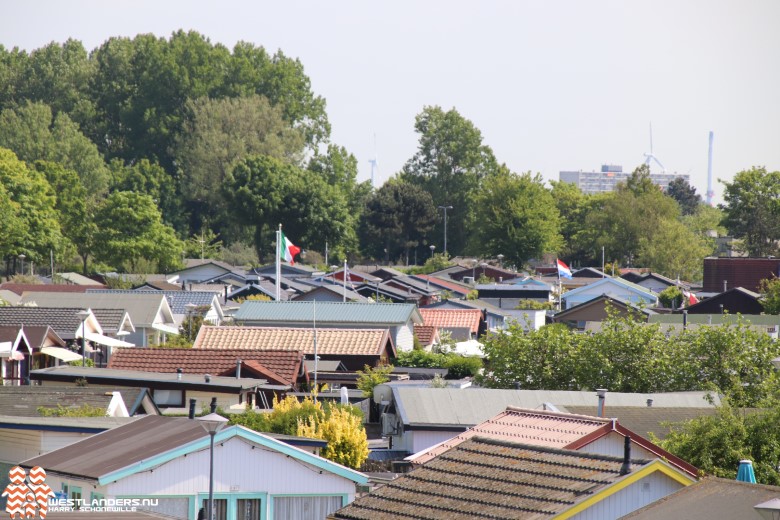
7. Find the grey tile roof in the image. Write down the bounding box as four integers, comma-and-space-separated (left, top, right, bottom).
0, 307, 91, 340
89, 289, 219, 315
234, 301, 422, 326
333, 436, 652, 520
90, 308, 134, 335
20, 292, 170, 327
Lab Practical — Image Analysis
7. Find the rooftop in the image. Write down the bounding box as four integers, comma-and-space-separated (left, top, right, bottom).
333, 436, 654, 520
193, 325, 394, 357
234, 301, 421, 325
418, 308, 482, 333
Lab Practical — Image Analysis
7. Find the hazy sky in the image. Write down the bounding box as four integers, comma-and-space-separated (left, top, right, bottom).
2, 1, 779, 203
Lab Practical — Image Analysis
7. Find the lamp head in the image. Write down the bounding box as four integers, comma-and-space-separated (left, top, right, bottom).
197, 412, 228, 434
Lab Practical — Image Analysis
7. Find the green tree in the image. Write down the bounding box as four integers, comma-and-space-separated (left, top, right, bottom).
759, 276, 780, 314
358, 179, 437, 263
356, 364, 394, 398
0, 148, 63, 272
33, 161, 97, 274
638, 218, 712, 281
93, 191, 184, 272
472, 168, 561, 266
223, 155, 351, 260
580, 165, 679, 267
108, 158, 182, 230
666, 177, 702, 216
550, 180, 590, 263
173, 94, 305, 236
401, 106, 499, 256
658, 285, 683, 309
0, 101, 109, 196
720, 167, 780, 257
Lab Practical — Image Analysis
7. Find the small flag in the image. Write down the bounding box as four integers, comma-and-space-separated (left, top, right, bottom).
280, 232, 301, 265
683, 290, 699, 306
557, 259, 573, 279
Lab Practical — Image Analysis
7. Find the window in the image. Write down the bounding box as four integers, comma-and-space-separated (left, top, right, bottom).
152, 389, 184, 407
201, 498, 227, 520
236, 499, 261, 520
273, 496, 343, 520
70, 486, 82, 509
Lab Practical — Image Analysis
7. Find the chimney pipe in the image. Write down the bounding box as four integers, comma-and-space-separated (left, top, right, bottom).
646, 398, 653, 407
210, 397, 217, 414
177, 367, 183, 380
596, 389, 607, 417
723, 280, 727, 292
682, 310, 688, 331
619, 435, 632, 475
224, 285, 228, 304
236, 359, 242, 379
188, 398, 197, 419
204, 374, 211, 383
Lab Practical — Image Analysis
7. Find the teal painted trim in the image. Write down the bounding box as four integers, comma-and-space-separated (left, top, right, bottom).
99, 425, 368, 486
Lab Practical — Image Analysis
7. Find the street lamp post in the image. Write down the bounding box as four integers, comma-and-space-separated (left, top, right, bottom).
197, 413, 229, 520
429, 245, 436, 260
185, 303, 197, 341
18, 254, 25, 276
437, 206, 453, 255
77, 310, 90, 367
497, 254, 504, 268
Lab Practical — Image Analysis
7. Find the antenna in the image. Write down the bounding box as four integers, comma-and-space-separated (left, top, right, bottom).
706, 131, 714, 206
643, 122, 666, 173
368, 133, 378, 187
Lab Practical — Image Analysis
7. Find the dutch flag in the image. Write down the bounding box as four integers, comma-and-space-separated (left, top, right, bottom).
557, 259, 573, 279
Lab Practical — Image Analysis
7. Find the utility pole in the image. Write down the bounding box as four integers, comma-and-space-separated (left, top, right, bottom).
437, 206, 453, 255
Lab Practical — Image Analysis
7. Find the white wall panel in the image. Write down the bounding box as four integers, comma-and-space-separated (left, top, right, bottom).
0, 428, 42, 463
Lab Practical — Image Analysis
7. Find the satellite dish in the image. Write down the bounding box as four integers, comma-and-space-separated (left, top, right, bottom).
373, 384, 392, 404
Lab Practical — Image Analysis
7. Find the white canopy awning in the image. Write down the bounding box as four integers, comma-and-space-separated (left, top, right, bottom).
0, 342, 24, 360
40, 346, 82, 362
152, 323, 180, 335
84, 332, 135, 348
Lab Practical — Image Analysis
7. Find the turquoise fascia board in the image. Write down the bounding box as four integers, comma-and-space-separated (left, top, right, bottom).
98, 425, 368, 486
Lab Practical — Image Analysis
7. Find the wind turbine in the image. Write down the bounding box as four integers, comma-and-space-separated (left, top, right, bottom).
643, 123, 666, 173
368, 133, 378, 187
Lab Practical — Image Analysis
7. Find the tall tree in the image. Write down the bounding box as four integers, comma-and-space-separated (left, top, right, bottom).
666, 177, 702, 216
359, 179, 437, 263
223, 155, 351, 260
472, 168, 561, 267
93, 191, 183, 272
720, 167, 780, 257
0, 101, 109, 196
33, 161, 96, 274
0, 148, 62, 272
401, 106, 499, 255
638, 219, 712, 281
173, 94, 305, 236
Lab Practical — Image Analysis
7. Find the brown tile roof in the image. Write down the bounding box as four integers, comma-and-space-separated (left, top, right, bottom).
419, 308, 482, 333
413, 325, 439, 347
0, 283, 92, 296
409, 407, 609, 465
192, 326, 394, 357
333, 436, 652, 520
0, 387, 119, 417
108, 347, 302, 386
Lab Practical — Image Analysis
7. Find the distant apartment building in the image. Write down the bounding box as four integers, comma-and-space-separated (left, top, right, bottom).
559, 164, 689, 195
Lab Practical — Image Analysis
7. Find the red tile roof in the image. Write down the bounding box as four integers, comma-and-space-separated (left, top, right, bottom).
192, 326, 394, 357
419, 308, 482, 333
413, 325, 439, 347
108, 347, 302, 386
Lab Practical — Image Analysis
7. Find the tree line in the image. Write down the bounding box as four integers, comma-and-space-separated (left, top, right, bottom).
0, 33, 777, 277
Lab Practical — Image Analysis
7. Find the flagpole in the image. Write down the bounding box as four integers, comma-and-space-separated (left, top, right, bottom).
313, 299, 318, 403
343, 258, 347, 303
276, 224, 281, 301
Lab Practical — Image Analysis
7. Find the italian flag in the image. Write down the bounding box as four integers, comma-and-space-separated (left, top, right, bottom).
280, 231, 301, 265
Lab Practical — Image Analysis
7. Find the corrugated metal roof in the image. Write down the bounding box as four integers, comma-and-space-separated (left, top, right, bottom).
234, 301, 421, 325
649, 313, 780, 325
333, 436, 652, 520
0, 387, 119, 417
391, 388, 720, 427
192, 326, 393, 357
0, 414, 137, 431
31, 366, 264, 390
564, 406, 720, 441
22, 415, 208, 479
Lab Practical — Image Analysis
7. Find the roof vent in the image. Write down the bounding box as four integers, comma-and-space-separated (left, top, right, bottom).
205, 374, 211, 383
646, 398, 653, 408
596, 388, 607, 417
177, 368, 183, 380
